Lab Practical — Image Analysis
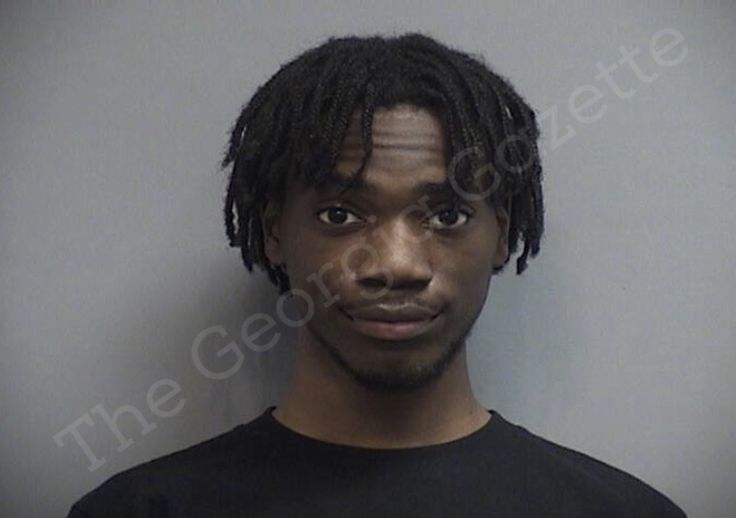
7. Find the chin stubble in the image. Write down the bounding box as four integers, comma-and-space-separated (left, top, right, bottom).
312, 317, 477, 394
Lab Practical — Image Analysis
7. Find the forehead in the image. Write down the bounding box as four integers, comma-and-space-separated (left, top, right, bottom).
337, 104, 448, 174
325, 105, 450, 198
284, 104, 456, 204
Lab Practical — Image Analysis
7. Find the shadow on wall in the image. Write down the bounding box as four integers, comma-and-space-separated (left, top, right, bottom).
53, 254, 296, 501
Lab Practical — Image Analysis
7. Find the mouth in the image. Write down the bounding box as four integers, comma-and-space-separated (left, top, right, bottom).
339, 308, 441, 341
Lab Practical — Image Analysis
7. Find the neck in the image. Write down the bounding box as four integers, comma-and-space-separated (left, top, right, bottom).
272, 329, 490, 449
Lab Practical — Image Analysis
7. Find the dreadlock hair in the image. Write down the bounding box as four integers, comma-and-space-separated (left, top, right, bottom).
222, 32, 544, 295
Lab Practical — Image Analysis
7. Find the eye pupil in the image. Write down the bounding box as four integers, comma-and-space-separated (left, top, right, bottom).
438, 209, 459, 226
328, 208, 348, 224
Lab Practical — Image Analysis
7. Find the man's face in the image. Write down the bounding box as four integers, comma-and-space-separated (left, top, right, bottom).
263, 104, 509, 392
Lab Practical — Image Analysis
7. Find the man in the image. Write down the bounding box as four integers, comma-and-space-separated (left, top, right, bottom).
69, 33, 685, 517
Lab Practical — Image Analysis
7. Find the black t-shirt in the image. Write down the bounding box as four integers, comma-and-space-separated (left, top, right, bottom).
68, 407, 686, 517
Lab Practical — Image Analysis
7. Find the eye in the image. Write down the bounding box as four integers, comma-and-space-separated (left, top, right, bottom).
427, 207, 472, 229
316, 206, 363, 226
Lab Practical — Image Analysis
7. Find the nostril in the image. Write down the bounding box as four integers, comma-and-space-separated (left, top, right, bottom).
360, 276, 389, 287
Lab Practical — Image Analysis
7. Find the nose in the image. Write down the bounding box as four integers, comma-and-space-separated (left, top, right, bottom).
352, 219, 433, 292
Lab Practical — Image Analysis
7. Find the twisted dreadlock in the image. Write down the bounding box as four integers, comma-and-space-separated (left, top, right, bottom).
222, 33, 544, 294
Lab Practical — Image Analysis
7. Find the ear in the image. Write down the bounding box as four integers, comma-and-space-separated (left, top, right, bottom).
492, 202, 511, 268
261, 199, 284, 266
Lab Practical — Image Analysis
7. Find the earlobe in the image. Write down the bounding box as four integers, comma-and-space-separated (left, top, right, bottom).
261, 200, 284, 266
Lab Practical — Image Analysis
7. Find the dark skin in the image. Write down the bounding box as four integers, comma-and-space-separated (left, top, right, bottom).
263, 104, 510, 448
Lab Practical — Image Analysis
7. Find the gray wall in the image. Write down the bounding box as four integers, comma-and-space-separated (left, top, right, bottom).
1, 1, 734, 516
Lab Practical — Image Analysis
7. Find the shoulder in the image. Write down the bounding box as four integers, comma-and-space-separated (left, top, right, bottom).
488, 411, 686, 517
68, 414, 272, 517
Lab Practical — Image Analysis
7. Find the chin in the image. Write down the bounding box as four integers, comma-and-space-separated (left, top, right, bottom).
316, 324, 468, 394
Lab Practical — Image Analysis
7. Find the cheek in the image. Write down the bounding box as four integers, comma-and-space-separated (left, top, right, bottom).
449, 255, 493, 295
446, 226, 496, 269
284, 240, 347, 304
440, 236, 496, 301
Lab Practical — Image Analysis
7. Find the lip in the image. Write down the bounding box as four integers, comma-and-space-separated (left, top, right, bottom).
340, 304, 441, 341
345, 303, 438, 322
